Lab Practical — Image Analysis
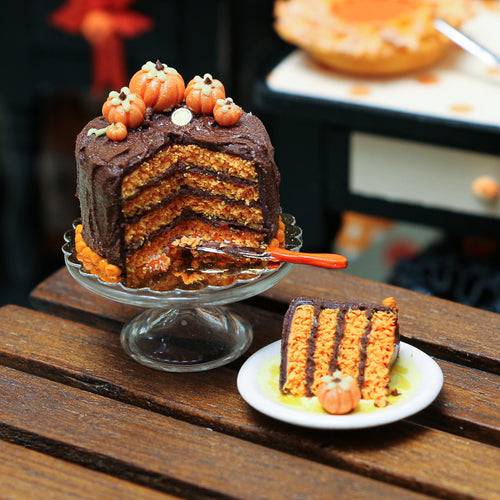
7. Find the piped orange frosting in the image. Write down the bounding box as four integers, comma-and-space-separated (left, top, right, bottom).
268, 217, 286, 249
75, 224, 122, 283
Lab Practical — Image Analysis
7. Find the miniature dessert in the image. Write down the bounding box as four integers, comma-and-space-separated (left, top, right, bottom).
280, 296, 400, 408
75, 61, 282, 290
316, 371, 362, 414
274, 0, 471, 75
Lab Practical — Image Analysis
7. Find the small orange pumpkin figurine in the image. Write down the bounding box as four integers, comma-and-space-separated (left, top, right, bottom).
213, 97, 242, 126
129, 60, 185, 112
471, 175, 500, 202
106, 122, 128, 141
185, 73, 225, 114
102, 87, 146, 129
316, 371, 361, 415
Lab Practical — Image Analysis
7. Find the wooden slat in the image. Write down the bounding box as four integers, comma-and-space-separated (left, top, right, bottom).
0, 440, 176, 500
413, 360, 500, 444
0, 365, 433, 500
0, 305, 498, 499
30, 267, 500, 374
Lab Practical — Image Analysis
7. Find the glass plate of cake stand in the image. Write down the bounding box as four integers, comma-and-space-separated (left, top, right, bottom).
62, 213, 302, 372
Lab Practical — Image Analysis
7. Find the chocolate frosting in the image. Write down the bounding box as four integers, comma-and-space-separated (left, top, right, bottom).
75, 108, 281, 266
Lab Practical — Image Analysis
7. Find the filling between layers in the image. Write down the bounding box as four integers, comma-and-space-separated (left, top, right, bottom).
280, 301, 398, 407
121, 144, 271, 288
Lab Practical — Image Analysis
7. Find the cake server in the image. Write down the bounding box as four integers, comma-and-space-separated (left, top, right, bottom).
434, 18, 500, 68
173, 242, 348, 270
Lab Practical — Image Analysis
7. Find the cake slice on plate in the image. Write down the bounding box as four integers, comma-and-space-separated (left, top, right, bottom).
280, 296, 400, 407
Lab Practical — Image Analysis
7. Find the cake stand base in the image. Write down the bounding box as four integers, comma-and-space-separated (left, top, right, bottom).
120, 306, 253, 372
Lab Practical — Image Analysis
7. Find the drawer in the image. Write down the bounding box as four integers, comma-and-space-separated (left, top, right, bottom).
349, 132, 500, 219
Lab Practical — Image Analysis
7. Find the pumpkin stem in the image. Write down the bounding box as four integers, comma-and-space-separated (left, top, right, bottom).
155, 60, 164, 71
119, 90, 127, 100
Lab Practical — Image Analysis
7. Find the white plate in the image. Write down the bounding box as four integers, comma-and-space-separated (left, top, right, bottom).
237, 340, 443, 429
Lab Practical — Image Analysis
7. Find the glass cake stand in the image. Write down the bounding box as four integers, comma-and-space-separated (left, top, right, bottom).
62, 213, 302, 372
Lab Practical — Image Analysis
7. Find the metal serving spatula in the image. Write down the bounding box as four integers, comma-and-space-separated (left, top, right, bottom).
173, 242, 348, 270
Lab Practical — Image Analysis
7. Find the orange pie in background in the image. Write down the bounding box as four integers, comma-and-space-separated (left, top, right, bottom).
274, 0, 472, 75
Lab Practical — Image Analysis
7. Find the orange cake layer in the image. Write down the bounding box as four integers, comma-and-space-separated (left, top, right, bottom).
124, 194, 264, 247
122, 144, 258, 198
280, 296, 399, 407
118, 141, 268, 289
123, 170, 259, 218
126, 219, 267, 283
125, 219, 280, 289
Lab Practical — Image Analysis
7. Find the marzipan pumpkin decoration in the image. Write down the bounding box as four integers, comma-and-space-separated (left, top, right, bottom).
213, 97, 242, 127
106, 121, 128, 141
102, 87, 146, 129
129, 60, 185, 112
185, 73, 225, 114
316, 371, 361, 415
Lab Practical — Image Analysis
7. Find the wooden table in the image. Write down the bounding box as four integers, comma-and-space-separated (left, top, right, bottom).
0, 265, 498, 499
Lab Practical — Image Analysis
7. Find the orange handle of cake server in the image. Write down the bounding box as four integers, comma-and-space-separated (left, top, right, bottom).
267, 247, 348, 269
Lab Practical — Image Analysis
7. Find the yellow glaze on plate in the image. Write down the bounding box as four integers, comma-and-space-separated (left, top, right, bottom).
258, 354, 420, 415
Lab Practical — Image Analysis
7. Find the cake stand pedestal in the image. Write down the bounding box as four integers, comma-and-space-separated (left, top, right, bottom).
121, 305, 251, 371
62, 214, 302, 372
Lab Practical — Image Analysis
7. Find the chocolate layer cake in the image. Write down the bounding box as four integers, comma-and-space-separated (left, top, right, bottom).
75, 80, 281, 290
280, 296, 400, 407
